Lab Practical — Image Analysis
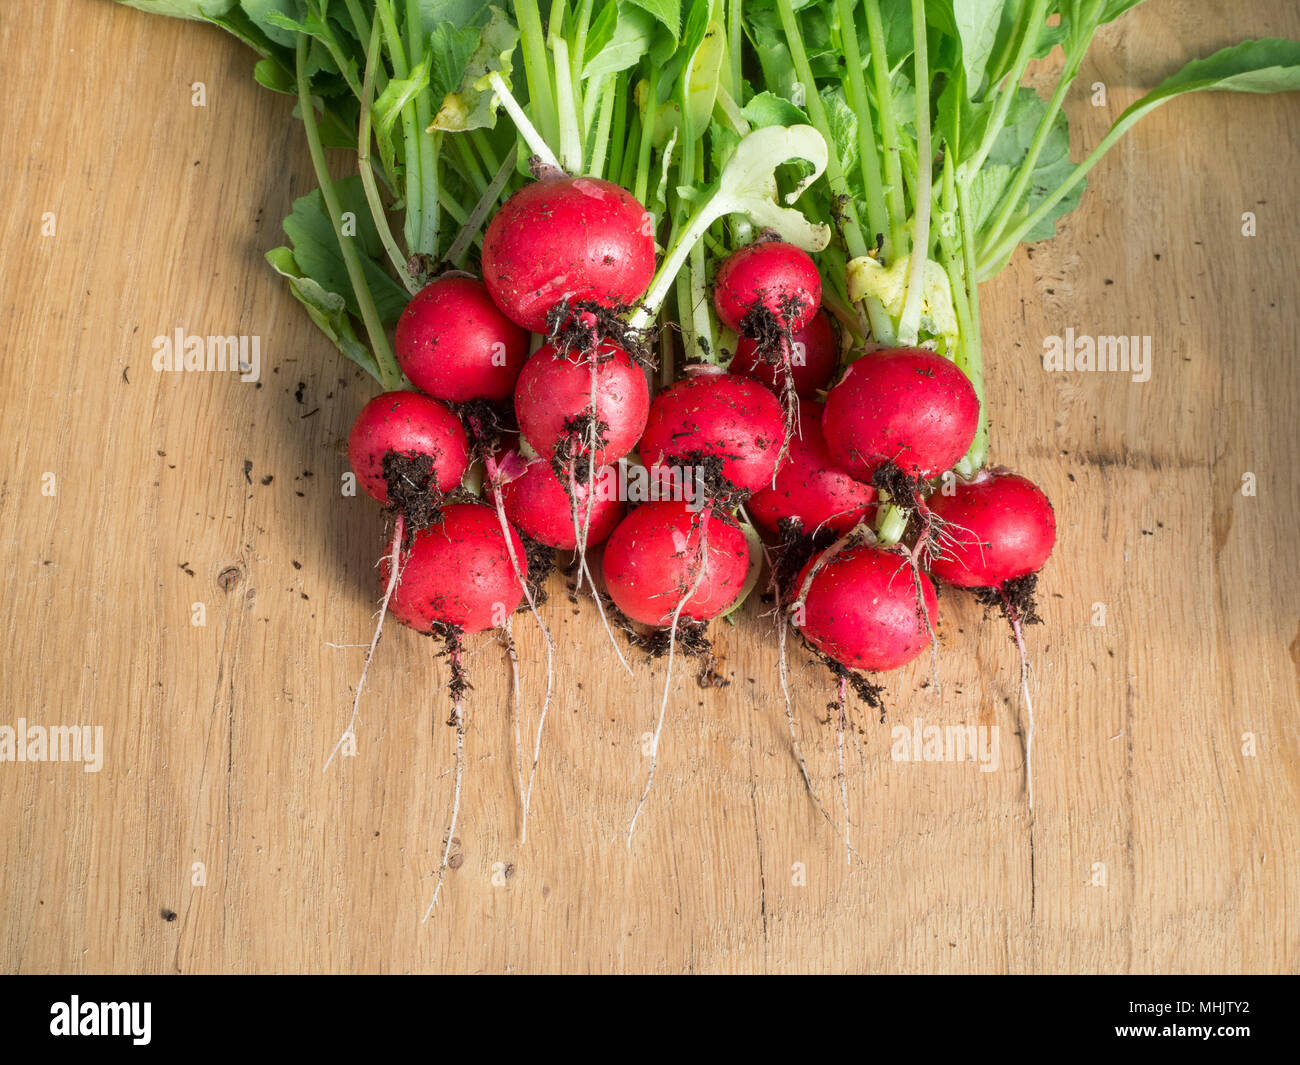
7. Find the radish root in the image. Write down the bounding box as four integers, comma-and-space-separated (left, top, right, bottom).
423, 632, 467, 921
324, 513, 406, 772
627, 513, 712, 847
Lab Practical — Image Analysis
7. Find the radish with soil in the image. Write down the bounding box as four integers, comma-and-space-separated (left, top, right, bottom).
602, 500, 752, 843
729, 308, 840, 401
638, 369, 787, 496
927, 470, 1057, 810
482, 176, 656, 335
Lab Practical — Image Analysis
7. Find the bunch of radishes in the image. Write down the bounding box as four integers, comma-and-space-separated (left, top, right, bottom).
119, 0, 1300, 915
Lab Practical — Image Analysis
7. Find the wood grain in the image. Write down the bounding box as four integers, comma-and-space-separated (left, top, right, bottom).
1, 0, 1297, 974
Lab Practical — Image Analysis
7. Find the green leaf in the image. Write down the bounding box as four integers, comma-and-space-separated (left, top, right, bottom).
742, 91, 808, 129
265, 247, 381, 382
116, 0, 235, 16
684, 17, 726, 133
280, 179, 410, 327
983, 87, 1082, 241
429, 24, 483, 101
1131, 37, 1300, 105
252, 56, 295, 94
951, 0, 1006, 95
238, 0, 297, 48
373, 54, 431, 143
583, 5, 657, 80
413, 0, 491, 33
430, 6, 519, 132
628, 0, 682, 42
1100, 0, 1146, 22
711, 125, 832, 250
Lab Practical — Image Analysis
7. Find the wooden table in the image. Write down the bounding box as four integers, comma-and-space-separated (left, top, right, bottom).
2, 0, 1297, 974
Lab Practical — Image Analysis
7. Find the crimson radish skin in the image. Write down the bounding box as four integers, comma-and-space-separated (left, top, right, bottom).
482, 176, 655, 333
394, 277, 529, 402
348, 391, 469, 504
638, 371, 786, 494
748, 402, 875, 536
603, 502, 749, 626
821, 348, 979, 481
795, 545, 938, 671
926, 471, 1057, 588
514, 340, 650, 465
713, 241, 821, 335
497, 458, 626, 550
729, 308, 839, 400
384, 503, 526, 633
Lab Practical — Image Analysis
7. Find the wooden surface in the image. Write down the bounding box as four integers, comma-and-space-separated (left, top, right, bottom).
2, 0, 1298, 974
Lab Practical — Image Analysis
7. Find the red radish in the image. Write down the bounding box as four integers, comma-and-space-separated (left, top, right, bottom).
729, 308, 839, 399
602, 502, 749, 627
926, 471, 1057, 588
385, 503, 527, 633
925, 469, 1055, 813
347, 391, 469, 505
638, 370, 786, 494
395, 277, 529, 402
794, 544, 937, 672
821, 348, 979, 482
497, 457, 625, 550
513, 339, 649, 466
482, 176, 655, 333
748, 402, 875, 536
713, 240, 821, 336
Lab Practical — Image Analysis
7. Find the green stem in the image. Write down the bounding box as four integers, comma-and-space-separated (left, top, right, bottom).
977, 97, 1156, 278
607, 76, 629, 182
406, 0, 439, 256
572, 0, 594, 112
305, 1, 363, 100
445, 146, 519, 268
376, 1, 424, 255
956, 175, 986, 472
896, 0, 932, 345
835, 0, 889, 252
728, 0, 743, 97
862, 0, 907, 255
486, 71, 563, 172
633, 69, 658, 205
774, 0, 867, 260
980, 44, 1089, 253
551, 34, 583, 171
515, 0, 560, 152
587, 78, 617, 178
453, 134, 490, 197
358, 18, 418, 290
961, 0, 1049, 181
875, 505, 908, 546
470, 129, 501, 175
296, 36, 401, 391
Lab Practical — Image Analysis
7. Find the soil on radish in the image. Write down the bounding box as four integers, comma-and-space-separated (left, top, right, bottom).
382, 450, 445, 540
973, 572, 1044, 628
520, 535, 556, 607
546, 297, 652, 366
552, 410, 611, 484
431, 623, 472, 724
453, 398, 513, 459
871, 460, 924, 511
